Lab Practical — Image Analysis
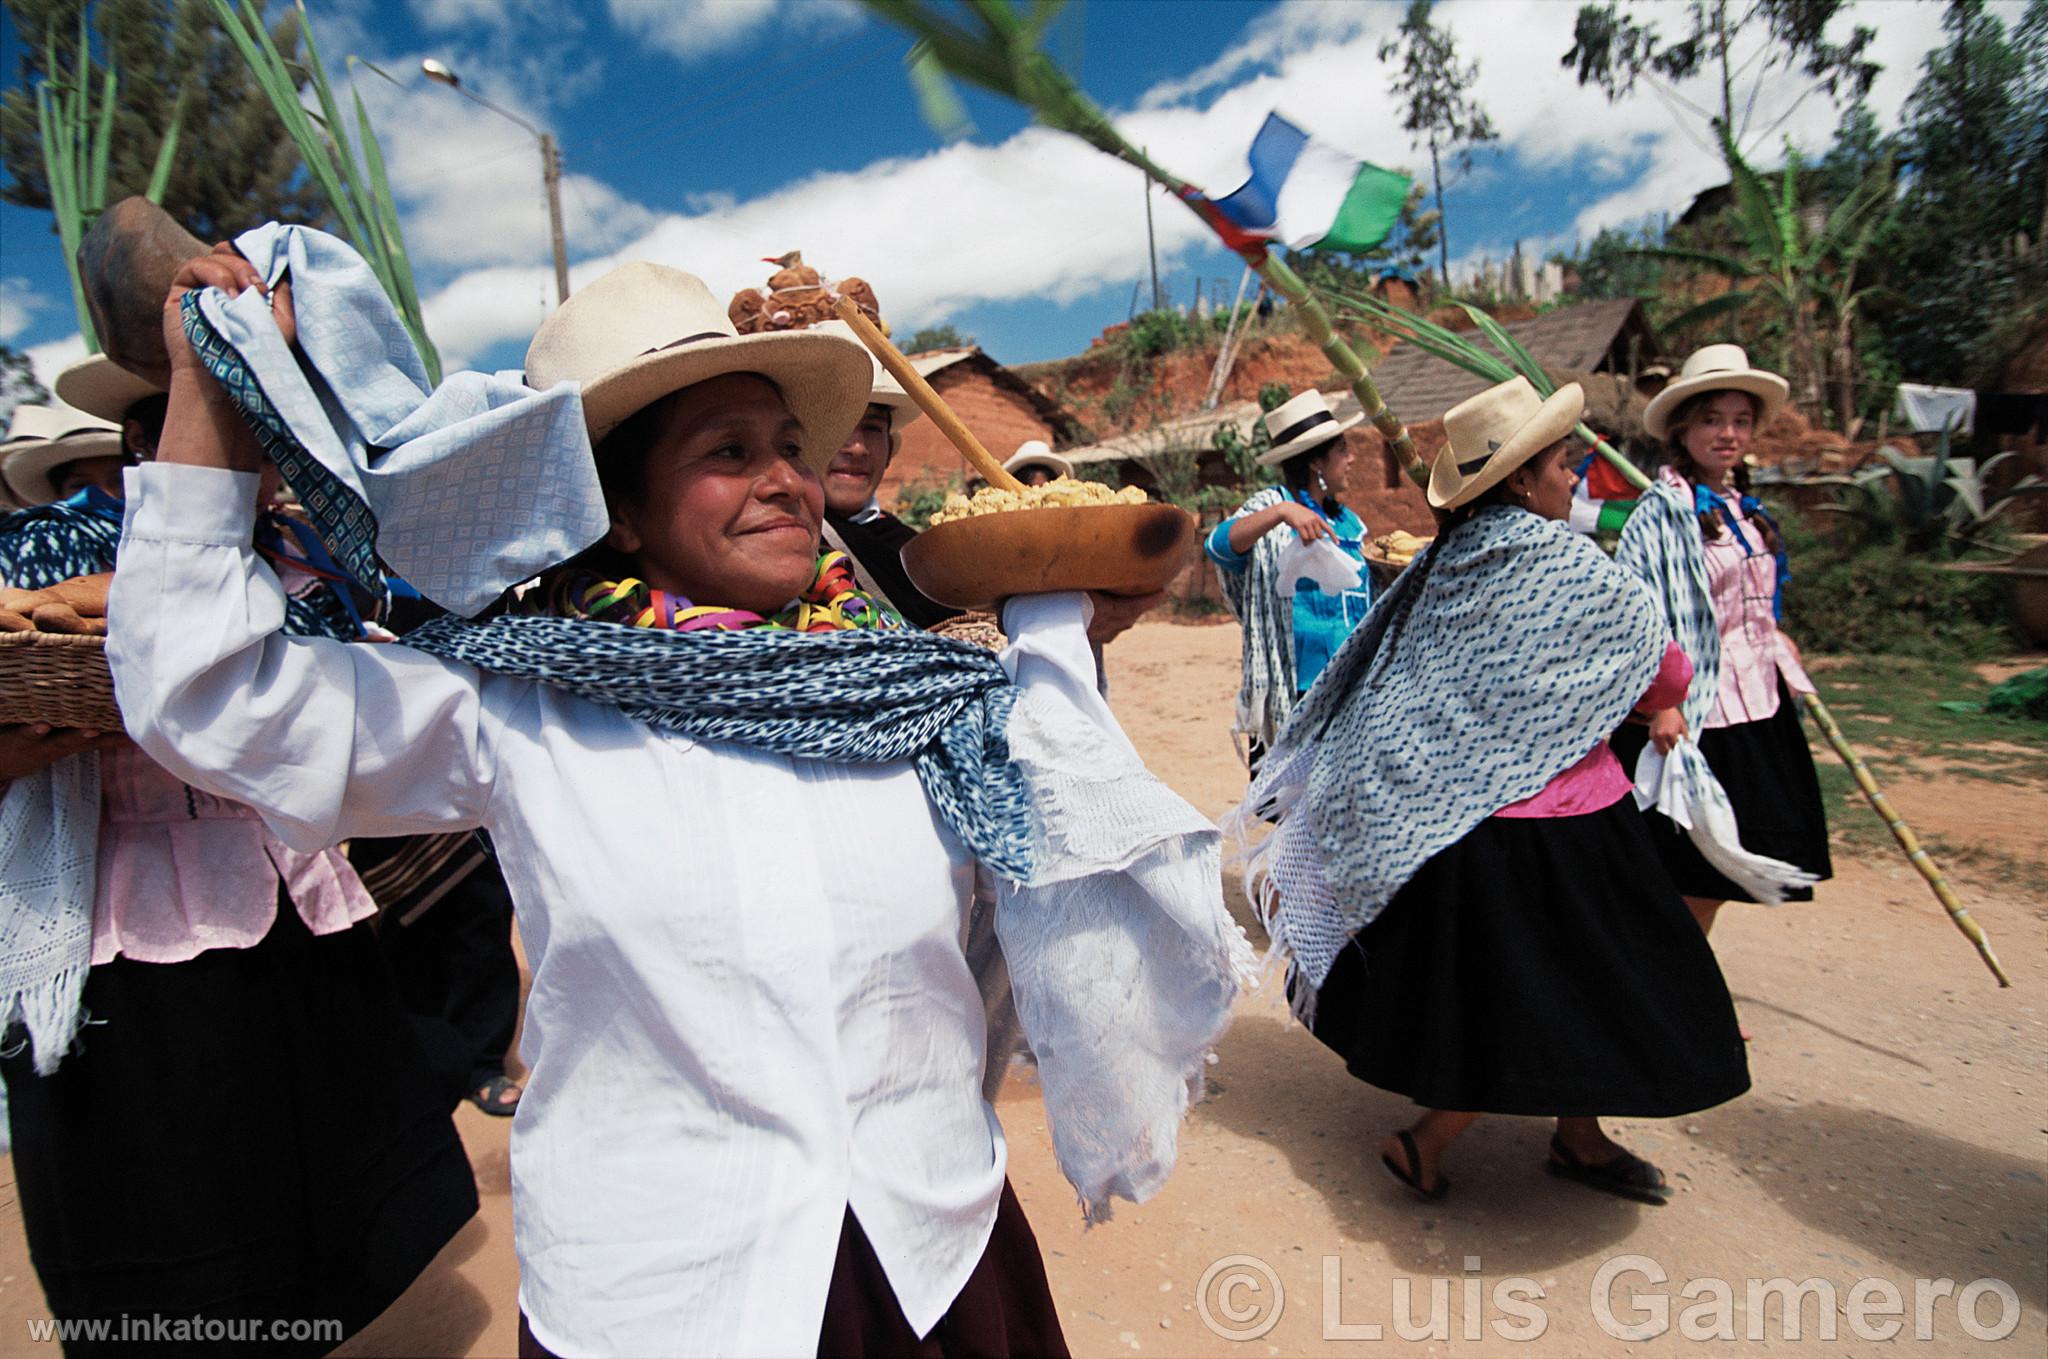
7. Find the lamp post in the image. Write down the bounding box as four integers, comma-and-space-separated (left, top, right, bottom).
422, 58, 571, 304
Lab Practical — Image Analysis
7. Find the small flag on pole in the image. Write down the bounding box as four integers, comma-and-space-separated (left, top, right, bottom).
1211, 113, 1410, 254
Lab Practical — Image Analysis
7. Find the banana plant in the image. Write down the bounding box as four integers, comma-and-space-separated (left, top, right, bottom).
210, 0, 439, 383
1821, 419, 2047, 553
33, 9, 185, 350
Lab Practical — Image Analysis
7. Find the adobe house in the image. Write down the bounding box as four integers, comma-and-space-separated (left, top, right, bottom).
882, 347, 1091, 502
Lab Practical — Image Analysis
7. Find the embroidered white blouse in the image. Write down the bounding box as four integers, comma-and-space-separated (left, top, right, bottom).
106, 464, 1041, 1357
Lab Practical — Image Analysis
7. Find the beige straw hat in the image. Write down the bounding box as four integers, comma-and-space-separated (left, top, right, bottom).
53, 352, 164, 425
2, 401, 125, 506
1427, 377, 1585, 510
807, 318, 925, 432
1641, 343, 1788, 440
1003, 440, 1072, 480
1256, 389, 1361, 467
524, 262, 873, 467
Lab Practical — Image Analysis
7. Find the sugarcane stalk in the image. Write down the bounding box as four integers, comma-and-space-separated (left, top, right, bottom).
1801, 691, 2011, 987
1253, 253, 1426, 485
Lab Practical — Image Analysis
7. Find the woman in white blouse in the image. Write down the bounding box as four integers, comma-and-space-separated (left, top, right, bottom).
110, 244, 1239, 1357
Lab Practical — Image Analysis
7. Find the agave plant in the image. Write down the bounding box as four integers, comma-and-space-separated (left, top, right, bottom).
209, 0, 439, 382
1822, 419, 2047, 553
34, 10, 184, 350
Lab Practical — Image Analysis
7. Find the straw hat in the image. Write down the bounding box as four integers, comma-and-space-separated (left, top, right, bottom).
2, 402, 125, 506
53, 352, 164, 425
1256, 389, 1361, 467
524, 262, 873, 468
807, 318, 924, 432
1003, 440, 1072, 480
1641, 343, 1788, 440
1427, 377, 1585, 511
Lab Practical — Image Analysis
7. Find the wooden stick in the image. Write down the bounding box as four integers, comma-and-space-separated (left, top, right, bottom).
830, 296, 1023, 493
1801, 692, 2012, 987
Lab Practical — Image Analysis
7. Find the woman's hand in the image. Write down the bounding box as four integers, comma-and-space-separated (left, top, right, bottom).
1275, 501, 1331, 543
1648, 707, 1688, 755
161, 242, 295, 381
0, 724, 127, 783
1085, 590, 1165, 647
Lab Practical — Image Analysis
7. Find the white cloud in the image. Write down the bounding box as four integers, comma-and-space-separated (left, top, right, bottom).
0, 278, 45, 344
25, 333, 86, 391
606, 0, 859, 63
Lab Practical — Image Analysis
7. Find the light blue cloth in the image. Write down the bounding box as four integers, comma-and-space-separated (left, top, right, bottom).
193, 223, 607, 616
1206, 492, 1371, 695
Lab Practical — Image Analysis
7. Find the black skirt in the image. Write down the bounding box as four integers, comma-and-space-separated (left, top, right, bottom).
1, 893, 479, 1356
1609, 679, 1832, 903
515, 1179, 1069, 1359
1306, 797, 1751, 1118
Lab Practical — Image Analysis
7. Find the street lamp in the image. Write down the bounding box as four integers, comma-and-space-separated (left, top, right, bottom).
422, 58, 571, 303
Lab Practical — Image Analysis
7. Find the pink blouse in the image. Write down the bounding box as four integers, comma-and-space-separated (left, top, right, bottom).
92, 741, 375, 965
1662, 469, 1815, 728
1495, 641, 1693, 819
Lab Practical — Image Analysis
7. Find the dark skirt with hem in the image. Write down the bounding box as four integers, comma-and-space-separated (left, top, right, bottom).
1609, 678, 1832, 903
1305, 797, 1750, 1118
515, 1178, 1069, 1359
1, 891, 479, 1357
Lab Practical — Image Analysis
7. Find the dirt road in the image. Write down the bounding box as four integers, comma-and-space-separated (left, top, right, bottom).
3, 620, 2041, 1356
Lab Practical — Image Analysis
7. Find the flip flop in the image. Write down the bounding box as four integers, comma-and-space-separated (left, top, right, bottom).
1380, 1129, 1450, 1201
467, 1073, 523, 1118
1545, 1135, 1669, 1205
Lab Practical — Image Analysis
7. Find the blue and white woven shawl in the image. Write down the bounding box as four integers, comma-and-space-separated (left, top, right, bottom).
1213, 487, 1297, 749
1613, 478, 1817, 902
1239, 506, 1666, 999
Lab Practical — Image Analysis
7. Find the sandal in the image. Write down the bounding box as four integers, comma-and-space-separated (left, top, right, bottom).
1545, 1135, 1669, 1205
1380, 1129, 1450, 1201
467, 1073, 523, 1117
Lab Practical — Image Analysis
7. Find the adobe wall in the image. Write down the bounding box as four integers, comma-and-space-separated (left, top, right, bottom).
882, 367, 1057, 505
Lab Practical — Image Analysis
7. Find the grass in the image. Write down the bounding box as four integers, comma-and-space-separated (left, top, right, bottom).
1805, 653, 2048, 899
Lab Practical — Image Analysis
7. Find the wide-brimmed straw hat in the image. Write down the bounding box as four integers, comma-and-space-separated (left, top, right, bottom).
1427, 377, 1585, 510
53, 352, 164, 425
1642, 343, 1788, 440
2, 401, 125, 506
1256, 389, 1361, 467
1004, 440, 1072, 480
807, 318, 925, 433
524, 262, 873, 467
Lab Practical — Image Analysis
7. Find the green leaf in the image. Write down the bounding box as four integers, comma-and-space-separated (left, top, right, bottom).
1456, 302, 1554, 394
1659, 289, 1757, 334
905, 41, 975, 141
145, 89, 188, 204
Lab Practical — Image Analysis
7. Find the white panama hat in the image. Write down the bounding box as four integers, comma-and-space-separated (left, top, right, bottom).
524, 262, 873, 469
1641, 343, 1789, 441
2, 401, 125, 506
1256, 389, 1362, 468
53, 352, 164, 425
1427, 377, 1585, 511
1003, 440, 1072, 480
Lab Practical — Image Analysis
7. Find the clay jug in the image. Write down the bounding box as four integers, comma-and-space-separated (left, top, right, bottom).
76, 197, 210, 388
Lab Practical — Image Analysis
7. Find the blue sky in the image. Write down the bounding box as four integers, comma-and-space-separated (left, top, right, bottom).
0, 0, 2000, 386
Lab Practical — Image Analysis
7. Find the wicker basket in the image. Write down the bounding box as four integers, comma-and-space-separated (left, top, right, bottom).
0, 631, 122, 730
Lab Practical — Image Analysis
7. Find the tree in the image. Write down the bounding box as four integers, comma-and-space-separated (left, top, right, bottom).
1378, 0, 1496, 285
1874, 0, 2048, 384
1639, 129, 1893, 430
0, 343, 48, 426
1, 0, 324, 243
900, 323, 974, 353
1562, 0, 1880, 156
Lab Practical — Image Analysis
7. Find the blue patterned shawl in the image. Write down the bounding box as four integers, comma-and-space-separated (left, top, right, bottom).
1240, 505, 1667, 997
407, 616, 1033, 881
